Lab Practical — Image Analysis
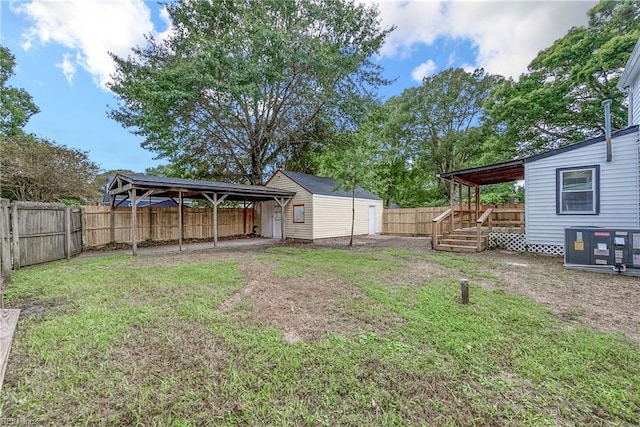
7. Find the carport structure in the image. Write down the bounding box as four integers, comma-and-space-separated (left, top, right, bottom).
107, 173, 295, 255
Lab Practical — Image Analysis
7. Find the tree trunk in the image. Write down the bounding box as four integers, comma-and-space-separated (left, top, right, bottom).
250, 152, 263, 185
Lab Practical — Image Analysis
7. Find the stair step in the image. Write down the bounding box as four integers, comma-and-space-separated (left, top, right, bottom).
445, 234, 482, 241
435, 244, 485, 253
441, 238, 485, 246
450, 230, 489, 236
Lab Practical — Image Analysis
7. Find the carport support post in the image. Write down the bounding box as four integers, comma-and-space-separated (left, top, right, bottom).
178, 191, 183, 251
202, 193, 228, 248
130, 190, 138, 256
243, 201, 247, 236
281, 200, 285, 240
214, 194, 220, 246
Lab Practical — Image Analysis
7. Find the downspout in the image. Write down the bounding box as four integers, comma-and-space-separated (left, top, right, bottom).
621, 87, 633, 127
602, 99, 613, 162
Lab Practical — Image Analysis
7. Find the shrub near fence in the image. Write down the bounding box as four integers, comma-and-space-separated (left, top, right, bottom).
83, 205, 259, 248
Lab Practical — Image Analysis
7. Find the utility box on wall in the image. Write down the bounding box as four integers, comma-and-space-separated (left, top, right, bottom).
565, 227, 640, 276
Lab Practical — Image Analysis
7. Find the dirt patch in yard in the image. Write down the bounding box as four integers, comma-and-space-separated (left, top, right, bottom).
220, 261, 404, 343
471, 251, 640, 342
13, 297, 72, 317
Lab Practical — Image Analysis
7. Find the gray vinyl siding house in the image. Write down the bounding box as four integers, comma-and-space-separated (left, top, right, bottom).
619, 36, 640, 128
524, 127, 640, 249
262, 170, 383, 240
522, 36, 640, 252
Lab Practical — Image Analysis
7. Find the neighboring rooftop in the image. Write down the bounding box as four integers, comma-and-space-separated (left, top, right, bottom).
278, 170, 382, 201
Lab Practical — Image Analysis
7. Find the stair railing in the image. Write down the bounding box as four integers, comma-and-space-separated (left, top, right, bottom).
476, 208, 493, 251
432, 208, 453, 249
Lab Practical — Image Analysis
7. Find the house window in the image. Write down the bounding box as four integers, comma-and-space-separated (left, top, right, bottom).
556, 166, 599, 214
293, 204, 305, 223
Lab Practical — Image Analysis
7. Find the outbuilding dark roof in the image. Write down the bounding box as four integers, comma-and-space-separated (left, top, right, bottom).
108, 173, 295, 202
278, 170, 381, 201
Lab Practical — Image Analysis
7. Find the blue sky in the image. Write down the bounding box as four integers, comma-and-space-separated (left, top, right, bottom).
1, 0, 596, 173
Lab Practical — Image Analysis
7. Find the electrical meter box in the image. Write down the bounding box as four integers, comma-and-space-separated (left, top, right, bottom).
565, 227, 640, 275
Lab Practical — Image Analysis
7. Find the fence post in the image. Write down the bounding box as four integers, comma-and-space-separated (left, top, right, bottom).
80, 207, 87, 250
10, 203, 19, 270
0, 200, 11, 282
65, 206, 71, 260
460, 279, 469, 304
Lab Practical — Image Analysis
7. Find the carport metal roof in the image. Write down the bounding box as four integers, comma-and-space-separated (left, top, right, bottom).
107, 173, 295, 202
106, 173, 294, 256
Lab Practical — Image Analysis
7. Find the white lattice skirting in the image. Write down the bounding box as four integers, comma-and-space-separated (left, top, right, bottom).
488, 233, 564, 256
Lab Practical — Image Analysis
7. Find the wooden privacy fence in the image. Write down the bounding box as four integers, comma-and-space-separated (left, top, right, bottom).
83, 205, 259, 248
0, 200, 82, 281
384, 207, 450, 236
383, 204, 524, 236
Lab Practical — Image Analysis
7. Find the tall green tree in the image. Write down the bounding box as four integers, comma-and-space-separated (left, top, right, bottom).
109, 0, 392, 185
356, 97, 428, 208
1, 135, 100, 202
485, 0, 640, 156
397, 68, 503, 201
0, 45, 39, 136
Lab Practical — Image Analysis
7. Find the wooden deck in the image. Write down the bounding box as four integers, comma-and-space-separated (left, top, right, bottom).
432, 207, 525, 252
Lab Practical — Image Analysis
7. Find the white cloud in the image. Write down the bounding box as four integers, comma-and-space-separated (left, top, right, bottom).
55, 53, 76, 85
365, 0, 597, 79
411, 59, 437, 81
14, 0, 157, 89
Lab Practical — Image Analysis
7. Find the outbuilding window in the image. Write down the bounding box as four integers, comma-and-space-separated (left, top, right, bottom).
293, 204, 305, 223
556, 165, 599, 215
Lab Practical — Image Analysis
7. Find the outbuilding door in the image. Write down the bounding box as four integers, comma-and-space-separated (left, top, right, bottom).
273, 208, 283, 239
368, 205, 376, 235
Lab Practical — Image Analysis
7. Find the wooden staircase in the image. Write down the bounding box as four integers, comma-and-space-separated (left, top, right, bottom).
435, 228, 489, 252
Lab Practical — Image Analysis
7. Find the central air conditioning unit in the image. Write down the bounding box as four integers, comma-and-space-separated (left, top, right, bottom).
564, 227, 640, 276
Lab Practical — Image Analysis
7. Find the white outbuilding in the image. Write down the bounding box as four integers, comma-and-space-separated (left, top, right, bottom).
261, 170, 383, 240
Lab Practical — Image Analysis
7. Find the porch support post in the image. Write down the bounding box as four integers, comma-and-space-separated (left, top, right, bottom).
458, 182, 463, 229
450, 180, 455, 231
467, 185, 471, 226
475, 185, 480, 218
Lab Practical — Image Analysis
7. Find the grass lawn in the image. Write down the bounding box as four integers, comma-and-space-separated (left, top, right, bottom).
0, 246, 638, 426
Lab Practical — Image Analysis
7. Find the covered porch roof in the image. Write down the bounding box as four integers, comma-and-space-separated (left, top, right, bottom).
437, 159, 524, 186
